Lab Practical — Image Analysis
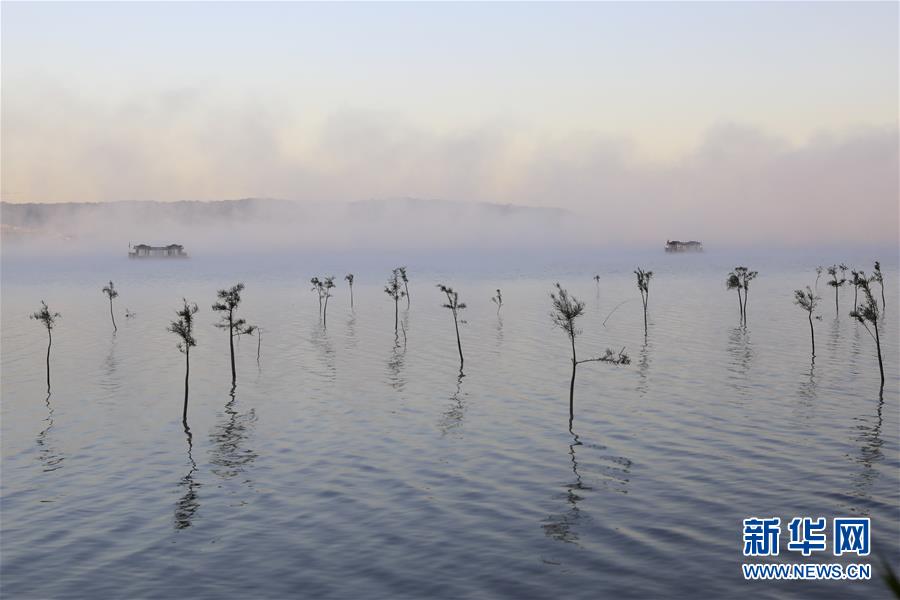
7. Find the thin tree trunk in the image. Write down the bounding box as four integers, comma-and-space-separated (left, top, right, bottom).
834, 287, 839, 316
183, 348, 190, 425
323, 295, 329, 328
874, 323, 884, 388
394, 298, 398, 331
854, 286, 858, 311
880, 282, 886, 313
257, 329, 261, 364
350, 284, 354, 310
404, 282, 410, 309
736, 288, 743, 321
46, 329, 52, 393
453, 313, 464, 367
569, 336, 577, 420
808, 312, 815, 357
109, 297, 117, 332
641, 292, 648, 336
743, 288, 749, 325
229, 313, 236, 384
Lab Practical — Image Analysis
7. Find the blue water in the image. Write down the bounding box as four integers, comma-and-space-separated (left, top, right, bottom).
1, 249, 897, 599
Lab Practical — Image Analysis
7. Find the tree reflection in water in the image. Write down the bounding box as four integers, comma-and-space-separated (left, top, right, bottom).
795, 359, 818, 418
175, 423, 200, 529
438, 369, 466, 435
543, 425, 631, 545
386, 332, 407, 392
209, 386, 258, 482
37, 392, 64, 473
636, 340, 652, 398
725, 327, 754, 405
542, 428, 589, 546
848, 394, 885, 515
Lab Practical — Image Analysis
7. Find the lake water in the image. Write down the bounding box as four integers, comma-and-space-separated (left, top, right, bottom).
1, 249, 897, 599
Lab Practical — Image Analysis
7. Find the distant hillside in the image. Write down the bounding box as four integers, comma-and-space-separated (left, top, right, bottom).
0, 197, 582, 254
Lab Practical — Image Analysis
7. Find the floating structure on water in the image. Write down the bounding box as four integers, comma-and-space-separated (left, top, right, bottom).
665, 240, 703, 253
128, 243, 188, 258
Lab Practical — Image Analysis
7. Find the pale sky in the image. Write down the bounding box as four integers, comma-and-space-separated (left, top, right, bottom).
1, 2, 897, 242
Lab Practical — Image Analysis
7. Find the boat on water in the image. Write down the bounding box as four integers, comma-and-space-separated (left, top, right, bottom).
128, 243, 188, 258
665, 240, 703, 253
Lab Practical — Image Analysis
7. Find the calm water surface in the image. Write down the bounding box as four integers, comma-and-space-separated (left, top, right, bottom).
2, 250, 898, 599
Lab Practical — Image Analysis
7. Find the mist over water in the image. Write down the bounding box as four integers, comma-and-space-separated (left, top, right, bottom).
1, 247, 897, 599
3, 2, 898, 596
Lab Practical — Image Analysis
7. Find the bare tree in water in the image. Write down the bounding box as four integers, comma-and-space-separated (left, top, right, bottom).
850, 275, 884, 393
873, 261, 885, 313
634, 268, 653, 336
212, 283, 256, 384
593, 274, 600, 294
437, 284, 467, 368
550, 283, 629, 422
398, 266, 411, 308
345, 273, 355, 309
826, 265, 847, 316
793, 287, 821, 359
168, 299, 199, 425
492, 289, 503, 315
726, 271, 743, 322
815, 266, 824, 291
30, 301, 60, 392
311, 276, 336, 326
730, 266, 758, 325
850, 270, 867, 311
101, 281, 119, 332
384, 268, 406, 332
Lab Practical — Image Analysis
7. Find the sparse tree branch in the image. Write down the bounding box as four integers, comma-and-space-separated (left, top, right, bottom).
102, 280, 119, 332
31, 300, 60, 392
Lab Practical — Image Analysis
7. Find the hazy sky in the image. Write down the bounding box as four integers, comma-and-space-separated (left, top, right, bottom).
1, 2, 897, 243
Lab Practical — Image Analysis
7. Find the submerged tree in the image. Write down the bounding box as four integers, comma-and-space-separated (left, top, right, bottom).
310, 277, 325, 316
593, 274, 600, 293
850, 276, 884, 391
311, 276, 336, 326
793, 287, 821, 359
873, 261, 885, 312
322, 277, 336, 326
212, 283, 256, 384
30, 301, 60, 392
101, 281, 119, 332
168, 299, 199, 424
384, 268, 406, 332
815, 266, 824, 291
850, 270, 865, 311
740, 267, 759, 324
345, 273, 355, 309
726, 272, 743, 322
826, 265, 847, 315
399, 266, 411, 308
634, 268, 653, 335
491, 289, 503, 315
550, 283, 629, 421
437, 284, 467, 368
729, 266, 758, 325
